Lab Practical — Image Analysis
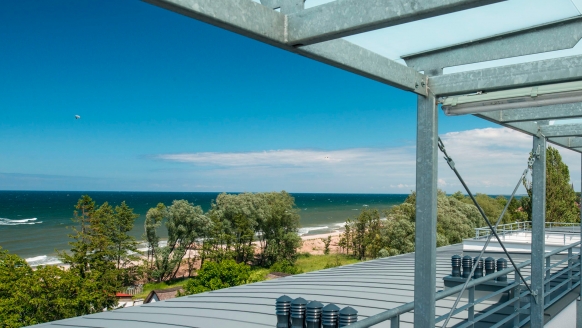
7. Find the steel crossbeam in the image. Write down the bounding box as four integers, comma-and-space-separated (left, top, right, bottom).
403, 17, 582, 73
482, 102, 582, 122
143, 0, 428, 95
429, 55, 582, 96
286, 0, 505, 46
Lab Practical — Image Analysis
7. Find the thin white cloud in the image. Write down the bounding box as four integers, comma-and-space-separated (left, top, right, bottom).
155, 127, 581, 194
157, 148, 414, 168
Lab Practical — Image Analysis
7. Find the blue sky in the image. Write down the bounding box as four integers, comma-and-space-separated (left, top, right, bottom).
1, 0, 580, 193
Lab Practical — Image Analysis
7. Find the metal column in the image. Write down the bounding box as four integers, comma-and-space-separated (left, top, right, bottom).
531, 134, 546, 327
578, 153, 582, 328
414, 90, 438, 327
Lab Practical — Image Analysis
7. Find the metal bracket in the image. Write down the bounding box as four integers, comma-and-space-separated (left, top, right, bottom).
260, 0, 304, 14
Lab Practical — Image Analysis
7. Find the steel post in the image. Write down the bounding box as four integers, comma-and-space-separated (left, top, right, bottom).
414, 90, 438, 327
531, 134, 546, 327
578, 153, 582, 328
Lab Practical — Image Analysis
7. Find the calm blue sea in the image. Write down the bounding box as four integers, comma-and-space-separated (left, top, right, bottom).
0, 191, 408, 265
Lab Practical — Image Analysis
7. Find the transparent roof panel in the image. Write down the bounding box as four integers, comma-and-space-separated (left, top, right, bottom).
251, 0, 582, 73
345, 0, 580, 62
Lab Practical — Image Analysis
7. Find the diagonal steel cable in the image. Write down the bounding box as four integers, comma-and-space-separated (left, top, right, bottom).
437, 138, 535, 309
440, 158, 534, 328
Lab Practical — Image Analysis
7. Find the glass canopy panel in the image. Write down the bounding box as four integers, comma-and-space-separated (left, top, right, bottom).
341, 0, 580, 68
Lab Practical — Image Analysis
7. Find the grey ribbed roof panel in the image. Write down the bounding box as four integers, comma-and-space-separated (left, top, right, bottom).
32, 244, 528, 328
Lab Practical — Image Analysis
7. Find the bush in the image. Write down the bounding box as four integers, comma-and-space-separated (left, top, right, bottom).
323, 255, 343, 269
182, 260, 251, 295
269, 260, 303, 275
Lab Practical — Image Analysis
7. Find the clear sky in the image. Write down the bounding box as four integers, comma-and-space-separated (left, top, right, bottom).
1, 0, 580, 194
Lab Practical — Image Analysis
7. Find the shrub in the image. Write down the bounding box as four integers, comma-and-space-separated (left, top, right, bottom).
269, 260, 303, 275
182, 260, 251, 295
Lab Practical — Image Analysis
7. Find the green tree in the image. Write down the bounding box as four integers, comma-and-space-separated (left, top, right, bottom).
58, 196, 119, 309
182, 260, 251, 295
109, 201, 140, 284
521, 146, 580, 223
0, 248, 115, 327
257, 191, 302, 266
207, 193, 267, 264
144, 200, 211, 282
342, 208, 382, 260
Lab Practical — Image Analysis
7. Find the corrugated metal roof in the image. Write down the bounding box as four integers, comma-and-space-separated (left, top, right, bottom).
32, 244, 533, 328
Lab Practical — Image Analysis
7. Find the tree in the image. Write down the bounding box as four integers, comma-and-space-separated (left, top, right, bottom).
257, 191, 302, 266
58, 196, 119, 309
109, 201, 140, 285
207, 193, 267, 264
0, 248, 116, 327
521, 146, 580, 223
341, 208, 382, 260
144, 200, 211, 282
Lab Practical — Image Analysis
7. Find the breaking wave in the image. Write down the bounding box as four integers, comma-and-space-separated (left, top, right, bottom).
0, 218, 42, 226
25, 255, 62, 267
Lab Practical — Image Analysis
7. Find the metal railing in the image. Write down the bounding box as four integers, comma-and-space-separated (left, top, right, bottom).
474, 221, 579, 239
347, 241, 581, 328
122, 284, 144, 296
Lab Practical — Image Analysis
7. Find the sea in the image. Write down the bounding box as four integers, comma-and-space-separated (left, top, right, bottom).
0, 191, 408, 266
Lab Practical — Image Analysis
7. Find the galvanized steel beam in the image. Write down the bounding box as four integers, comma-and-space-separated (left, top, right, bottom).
579, 156, 582, 328
143, 0, 287, 46
143, 0, 428, 96
414, 91, 438, 327
403, 17, 582, 72
530, 133, 546, 328
429, 55, 582, 96
540, 123, 582, 137
474, 113, 582, 152
482, 102, 582, 123
298, 39, 427, 95
286, 0, 505, 46
547, 137, 582, 148
259, 0, 303, 14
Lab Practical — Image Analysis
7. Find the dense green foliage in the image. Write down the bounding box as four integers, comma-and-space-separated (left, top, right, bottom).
521, 146, 580, 223
269, 260, 303, 274
201, 191, 301, 267
182, 260, 251, 294
340, 191, 488, 259
59, 196, 141, 305
0, 248, 114, 327
144, 200, 211, 282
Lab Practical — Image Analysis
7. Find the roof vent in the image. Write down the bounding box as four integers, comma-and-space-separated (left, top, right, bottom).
306, 301, 324, 328
485, 257, 496, 276
322, 303, 340, 328
473, 257, 484, 279
339, 306, 358, 326
451, 255, 461, 277
462, 255, 473, 278
291, 297, 307, 328
276, 295, 293, 328
497, 258, 508, 282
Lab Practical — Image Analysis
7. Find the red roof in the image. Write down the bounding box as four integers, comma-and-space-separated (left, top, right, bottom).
115, 293, 132, 297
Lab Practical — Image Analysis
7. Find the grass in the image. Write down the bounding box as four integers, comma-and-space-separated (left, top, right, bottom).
133, 277, 193, 299
295, 253, 360, 273
133, 255, 359, 299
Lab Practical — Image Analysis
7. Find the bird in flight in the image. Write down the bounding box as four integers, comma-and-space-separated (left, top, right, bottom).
75, 115, 81, 119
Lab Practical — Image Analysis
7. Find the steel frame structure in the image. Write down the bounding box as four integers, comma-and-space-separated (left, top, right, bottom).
143, 0, 582, 326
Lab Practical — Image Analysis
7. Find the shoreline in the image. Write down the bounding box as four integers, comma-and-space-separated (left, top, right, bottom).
25, 228, 347, 267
